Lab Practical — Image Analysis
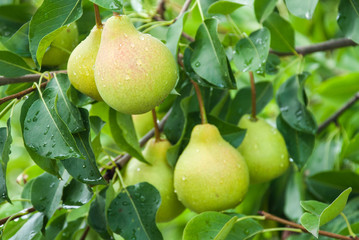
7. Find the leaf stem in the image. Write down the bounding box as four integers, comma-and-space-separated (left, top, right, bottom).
236, 215, 265, 222
260, 227, 302, 234
142, 20, 174, 33
196, 0, 205, 22
249, 71, 257, 121
93, 4, 103, 28
341, 212, 357, 238
151, 109, 161, 142
191, 80, 207, 124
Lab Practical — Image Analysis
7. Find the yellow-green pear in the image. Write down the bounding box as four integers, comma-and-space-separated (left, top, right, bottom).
67, 25, 103, 101
238, 114, 290, 184
123, 139, 185, 222
94, 15, 178, 114
174, 124, 249, 213
42, 23, 79, 66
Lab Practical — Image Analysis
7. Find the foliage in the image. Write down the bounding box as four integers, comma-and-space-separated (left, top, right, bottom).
1, 0, 359, 239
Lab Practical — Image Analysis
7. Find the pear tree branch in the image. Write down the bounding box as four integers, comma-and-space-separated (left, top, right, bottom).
0, 207, 36, 225
0, 70, 66, 86
152, 109, 161, 142
249, 71, 257, 120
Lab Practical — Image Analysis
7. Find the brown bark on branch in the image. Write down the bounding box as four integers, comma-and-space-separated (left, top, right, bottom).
270, 38, 357, 57
0, 70, 66, 86
0, 207, 36, 225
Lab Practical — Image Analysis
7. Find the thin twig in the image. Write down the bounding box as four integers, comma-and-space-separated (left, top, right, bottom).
191, 80, 207, 124
0, 81, 48, 106
317, 92, 359, 134
174, 0, 192, 22
259, 211, 358, 240
0, 70, 66, 86
152, 109, 161, 142
0, 207, 36, 225
80, 226, 90, 240
270, 38, 357, 57
155, 0, 166, 20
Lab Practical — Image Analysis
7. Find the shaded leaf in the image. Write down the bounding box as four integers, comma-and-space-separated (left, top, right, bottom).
166, 13, 186, 58
109, 109, 146, 163
285, 0, 318, 19
107, 182, 163, 240
191, 18, 236, 89
0, 118, 12, 203
233, 27, 270, 73
61, 108, 106, 185
23, 87, 82, 160
43, 213, 67, 240
0, 50, 35, 77
2, 22, 30, 57
338, 0, 359, 43
254, 0, 277, 23
62, 179, 93, 206
29, 0, 82, 66
9, 212, 44, 240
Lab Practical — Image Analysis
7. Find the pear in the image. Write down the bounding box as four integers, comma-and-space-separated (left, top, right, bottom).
238, 114, 290, 184
123, 138, 185, 222
42, 23, 79, 67
67, 25, 103, 101
94, 15, 178, 114
174, 124, 249, 213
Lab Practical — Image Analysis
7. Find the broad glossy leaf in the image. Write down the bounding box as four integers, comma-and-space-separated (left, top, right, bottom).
0, 118, 12, 203
55, 217, 84, 239
0, 51, 35, 77
89, 0, 122, 12
89, 116, 105, 159
284, 171, 303, 221
226, 81, 273, 124
62, 179, 93, 206
31, 171, 70, 218
9, 212, 44, 240
46, 74, 85, 133
61, 109, 106, 185
23, 87, 82, 160
20, 91, 60, 177
300, 212, 319, 238
263, 12, 295, 52
307, 171, 359, 202
234, 28, 270, 73
254, 0, 277, 23
0, 4, 35, 37
107, 182, 163, 240
338, 0, 359, 43
43, 213, 67, 240
29, 0, 82, 67
109, 109, 146, 163
2, 22, 30, 57
166, 14, 186, 58
207, 0, 244, 15
285, 0, 318, 19
277, 114, 315, 169
191, 19, 236, 89
276, 73, 317, 134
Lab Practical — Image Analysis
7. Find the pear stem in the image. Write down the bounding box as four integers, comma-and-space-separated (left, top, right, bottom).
93, 4, 103, 28
249, 71, 257, 121
152, 109, 161, 142
113, 12, 120, 16
191, 79, 207, 124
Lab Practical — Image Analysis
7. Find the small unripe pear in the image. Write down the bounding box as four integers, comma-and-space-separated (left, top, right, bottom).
123, 139, 185, 222
174, 124, 249, 213
42, 23, 78, 67
67, 25, 103, 101
238, 114, 290, 184
95, 15, 178, 114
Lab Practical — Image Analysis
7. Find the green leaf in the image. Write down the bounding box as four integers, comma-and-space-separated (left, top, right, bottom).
23, 87, 83, 160
300, 188, 352, 237
29, 0, 82, 67
88, 188, 113, 240
31, 171, 70, 219
343, 133, 359, 163
207, 0, 244, 15
9, 212, 44, 240
285, 0, 318, 19
109, 109, 146, 163
55, 217, 84, 239
0, 118, 12, 203
0, 4, 35, 37
263, 12, 295, 52
2, 22, 30, 57
226, 81, 273, 124
89, 0, 122, 12
338, 0, 359, 43
166, 14, 186, 58
46, 74, 85, 133
20, 91, 60, 177
62, 179, 93, 206
276, 114, 315, 169
233, 28, 270, 73
306, 171, 359, 202
89, 116, 105, 159
276, 73, 317, 134
61, 109, 106, 185
191, 18, 236, 89
0, 50, 35, 77
254, 0, 277, 23
43, 213, 67, 240
107, 182, 163, 240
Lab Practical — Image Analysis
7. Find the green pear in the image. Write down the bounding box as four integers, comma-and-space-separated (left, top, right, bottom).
123, 139, 185, 222
42, 23, 79, 67
174, 124, 249, 213
67, 25, 103, 101
238, 114, 290, 184
94, 15, 178, 114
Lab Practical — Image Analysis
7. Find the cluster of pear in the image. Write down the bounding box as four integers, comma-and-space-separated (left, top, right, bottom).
67, 15, 178, 114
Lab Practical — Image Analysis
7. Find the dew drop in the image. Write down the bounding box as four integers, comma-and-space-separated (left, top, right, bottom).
140, 195, 146, 202
139, 35, 145, 40
195, 61, 201, 67
182, 176, 186, 181
82, 165, 86, 168
122, 201, 129, 206
136, 168, 141, 172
